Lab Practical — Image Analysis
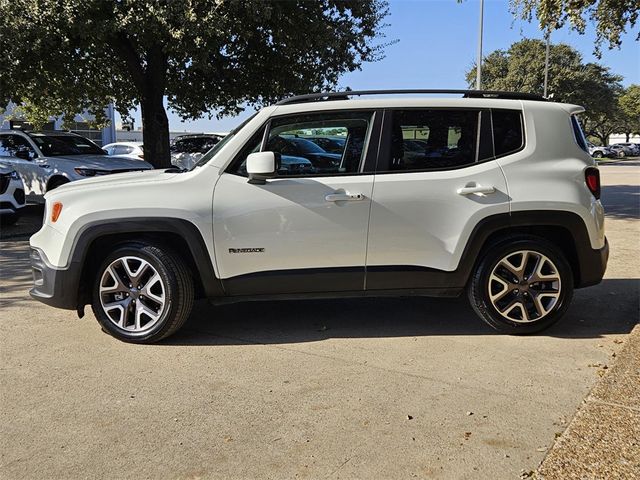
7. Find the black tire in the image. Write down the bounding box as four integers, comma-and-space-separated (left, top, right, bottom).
617, 150, 625, 158
91, 242, 194, 343
592, 151, 603, 159
47, 177, 69, 191
467, 235, 574, 334
0, 212, 19, 226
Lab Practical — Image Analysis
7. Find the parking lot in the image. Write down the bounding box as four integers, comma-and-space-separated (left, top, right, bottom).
1, 163, 638, 479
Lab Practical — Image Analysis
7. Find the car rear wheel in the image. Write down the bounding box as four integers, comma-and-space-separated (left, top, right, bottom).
592, 151, 603, 158
91, 242, 194, 343
468, 236, 574, 334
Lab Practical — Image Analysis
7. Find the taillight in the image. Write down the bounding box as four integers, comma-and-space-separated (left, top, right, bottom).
585, 167, 601, 199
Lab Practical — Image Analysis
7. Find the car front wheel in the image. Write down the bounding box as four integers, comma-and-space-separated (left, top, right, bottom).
468, 236, 574, 334
91, 242, 194, 343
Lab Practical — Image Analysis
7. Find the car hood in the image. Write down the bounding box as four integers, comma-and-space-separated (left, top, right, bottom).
48, 154, 153, 170
0, 163, 15, 174
45, 168, 177, 198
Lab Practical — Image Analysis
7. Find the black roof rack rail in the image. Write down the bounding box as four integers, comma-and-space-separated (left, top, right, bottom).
275, 89, 547, 106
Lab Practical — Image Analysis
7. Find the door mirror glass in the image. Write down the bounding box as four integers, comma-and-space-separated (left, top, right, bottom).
246, 151, 279, 183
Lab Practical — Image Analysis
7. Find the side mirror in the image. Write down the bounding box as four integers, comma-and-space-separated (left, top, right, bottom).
246, 151, 279, 184
14, 149, 34, 161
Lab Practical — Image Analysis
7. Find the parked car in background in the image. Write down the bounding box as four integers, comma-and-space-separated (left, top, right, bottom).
0, 130, 154, 202
306, 136, 346, 154
610, 143, 639, 157
170, 134, 223, 170
103, 142, 145, 160
275, 135, 342, 172
587, 143, 615, 159
0, 162, 26, 225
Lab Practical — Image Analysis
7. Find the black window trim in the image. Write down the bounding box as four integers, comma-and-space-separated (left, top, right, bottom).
225, 108, 383, 179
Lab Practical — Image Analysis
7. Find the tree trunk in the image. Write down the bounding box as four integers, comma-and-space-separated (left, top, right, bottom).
626, 132, 631, 142
595, 132, 608, 146
140, 95, 171, 168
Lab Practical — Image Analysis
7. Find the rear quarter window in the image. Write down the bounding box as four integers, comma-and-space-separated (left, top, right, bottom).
491, 109, 524, 157
571, 115, 588, 152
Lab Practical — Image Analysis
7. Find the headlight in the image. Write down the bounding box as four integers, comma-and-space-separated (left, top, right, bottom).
74, 167, 97, 176
9, 170, 19, 180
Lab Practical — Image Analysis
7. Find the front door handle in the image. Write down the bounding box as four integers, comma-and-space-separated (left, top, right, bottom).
325, 192, 365, 202
457, 184, 496, 195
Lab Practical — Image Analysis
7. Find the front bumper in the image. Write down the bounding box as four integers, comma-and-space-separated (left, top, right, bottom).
29, 247, 81, 310
0, 183, 26, 215
576, 237, 609, 288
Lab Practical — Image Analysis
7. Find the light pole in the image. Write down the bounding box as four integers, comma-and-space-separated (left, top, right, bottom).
476, 0, 485, 90
543, 28, 551, 97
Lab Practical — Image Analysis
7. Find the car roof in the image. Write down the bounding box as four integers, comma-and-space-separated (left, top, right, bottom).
271, 97, 584, 116
0, 130, 79, 137
104, 141, 143, 146
173, 134, 221, 140
26, 131, 81, 137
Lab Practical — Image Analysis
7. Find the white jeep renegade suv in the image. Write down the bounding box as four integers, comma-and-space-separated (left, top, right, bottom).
29, 90, 608, 343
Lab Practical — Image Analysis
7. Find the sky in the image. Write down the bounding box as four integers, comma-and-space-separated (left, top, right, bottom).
117, 0, 640, 133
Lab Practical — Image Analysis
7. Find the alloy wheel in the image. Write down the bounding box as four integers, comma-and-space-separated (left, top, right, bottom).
487, 250, 562, 323
99, 256, 166, 333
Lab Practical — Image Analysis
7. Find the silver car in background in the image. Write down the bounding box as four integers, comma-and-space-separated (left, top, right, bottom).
0, 162, 26, 224
587, 143, 615, 159
103, 141, 145, 161
0, 130, 153, 202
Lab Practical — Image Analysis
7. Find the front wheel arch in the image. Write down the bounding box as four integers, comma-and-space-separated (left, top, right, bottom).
46, 175, 70, 192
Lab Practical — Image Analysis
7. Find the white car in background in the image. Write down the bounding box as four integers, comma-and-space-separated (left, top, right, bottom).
103, 142, 145, 161
170, 134, 224, 170
0, 162, 26, 225
0, 130, 153, 202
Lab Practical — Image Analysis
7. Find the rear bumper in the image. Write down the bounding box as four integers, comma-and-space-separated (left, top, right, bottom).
576, 237, 609, 288
29, 247, 81, 310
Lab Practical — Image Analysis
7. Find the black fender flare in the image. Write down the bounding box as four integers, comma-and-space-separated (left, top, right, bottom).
71, 217, 224, 298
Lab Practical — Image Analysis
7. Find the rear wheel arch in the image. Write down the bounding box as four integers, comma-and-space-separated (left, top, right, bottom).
477, 225, 580, 285
459, 211, 592, 288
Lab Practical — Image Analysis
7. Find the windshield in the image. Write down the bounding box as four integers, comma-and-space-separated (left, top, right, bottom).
191, 113, 258, 170
31, 134, 105, 156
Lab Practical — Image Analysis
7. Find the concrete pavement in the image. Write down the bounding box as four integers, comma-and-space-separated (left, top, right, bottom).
1, 165, 638, 479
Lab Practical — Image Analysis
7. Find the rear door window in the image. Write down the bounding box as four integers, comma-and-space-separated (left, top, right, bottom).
379, 109, 489, 171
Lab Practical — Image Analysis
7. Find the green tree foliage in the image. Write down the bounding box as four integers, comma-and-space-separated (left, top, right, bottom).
0, 0, 389, 167
510, 0, 640, 54
467, 39, 624, 145
617, 84, 640, 141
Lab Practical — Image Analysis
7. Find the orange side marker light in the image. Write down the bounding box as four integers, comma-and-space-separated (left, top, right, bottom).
51, 202, 63, 222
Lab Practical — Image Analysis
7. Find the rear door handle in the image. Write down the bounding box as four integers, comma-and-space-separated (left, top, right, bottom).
457, 184, 496, 195
325, 192, 365, 202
